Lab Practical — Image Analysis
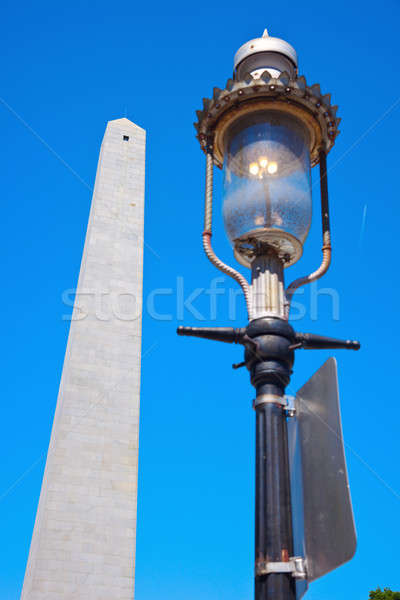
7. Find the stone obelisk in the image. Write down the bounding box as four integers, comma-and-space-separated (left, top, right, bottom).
21, 118, 146, 599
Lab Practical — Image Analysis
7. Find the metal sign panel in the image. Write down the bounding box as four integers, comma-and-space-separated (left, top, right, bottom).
290, 357, 356, 583
287, 415, 308, 599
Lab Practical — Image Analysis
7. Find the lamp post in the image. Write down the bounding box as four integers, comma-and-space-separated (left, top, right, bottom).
177, 29, 360, 600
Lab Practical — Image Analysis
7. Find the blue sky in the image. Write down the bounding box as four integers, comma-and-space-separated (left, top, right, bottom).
1, 1, 400, 598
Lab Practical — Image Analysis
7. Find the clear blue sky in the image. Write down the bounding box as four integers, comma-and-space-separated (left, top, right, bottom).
1, 1, 399, 598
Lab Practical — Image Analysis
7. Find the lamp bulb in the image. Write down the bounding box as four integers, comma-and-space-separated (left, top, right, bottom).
259, 156, 268, 169
249, 162, 260, 175
267, 161, 278, 174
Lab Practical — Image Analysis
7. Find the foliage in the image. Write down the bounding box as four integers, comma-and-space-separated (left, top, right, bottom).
369, 588, 400, 599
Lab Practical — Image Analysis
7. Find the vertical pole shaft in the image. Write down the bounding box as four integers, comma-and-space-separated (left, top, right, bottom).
249, 245, 295, 599
251, 250, 286, 321
255, 397, 296, 600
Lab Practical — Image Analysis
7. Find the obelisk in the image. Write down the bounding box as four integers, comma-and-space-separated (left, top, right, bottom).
21, 118, 146, 599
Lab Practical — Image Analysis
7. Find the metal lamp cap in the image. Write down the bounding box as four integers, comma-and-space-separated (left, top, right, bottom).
234, 29, 298, 79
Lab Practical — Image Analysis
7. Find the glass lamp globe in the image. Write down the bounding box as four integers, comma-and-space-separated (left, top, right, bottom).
222, 109, 312, 267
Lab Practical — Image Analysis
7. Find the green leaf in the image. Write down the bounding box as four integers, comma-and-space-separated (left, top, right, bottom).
369, 588, 400, 600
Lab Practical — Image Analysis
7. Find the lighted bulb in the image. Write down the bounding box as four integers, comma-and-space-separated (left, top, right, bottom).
259, 156, 268, 169
267, 161, 278, 174
249, 162, 259, 175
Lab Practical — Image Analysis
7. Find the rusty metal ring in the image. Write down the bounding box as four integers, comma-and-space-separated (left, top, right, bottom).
195, 71, 340, 168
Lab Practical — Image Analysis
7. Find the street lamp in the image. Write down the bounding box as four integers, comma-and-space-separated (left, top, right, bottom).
178, 29, 360, 600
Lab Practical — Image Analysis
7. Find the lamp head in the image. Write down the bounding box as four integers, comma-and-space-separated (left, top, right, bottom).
195, 30, 340, 269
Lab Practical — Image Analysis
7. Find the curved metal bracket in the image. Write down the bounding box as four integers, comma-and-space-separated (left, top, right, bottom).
202, 153, 252, 319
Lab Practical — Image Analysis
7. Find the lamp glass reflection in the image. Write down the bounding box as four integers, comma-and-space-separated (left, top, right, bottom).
222, 110, 312, 258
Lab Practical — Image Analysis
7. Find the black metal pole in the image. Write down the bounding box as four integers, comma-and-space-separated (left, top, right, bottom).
245, 318, 297, 600
255, 400, 296, 600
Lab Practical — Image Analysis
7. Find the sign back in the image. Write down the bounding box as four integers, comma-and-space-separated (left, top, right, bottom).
289, 357, 357, 585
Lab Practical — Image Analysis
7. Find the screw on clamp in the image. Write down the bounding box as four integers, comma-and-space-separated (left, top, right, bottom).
255, 556, 307, 579
232, 361, 246, 369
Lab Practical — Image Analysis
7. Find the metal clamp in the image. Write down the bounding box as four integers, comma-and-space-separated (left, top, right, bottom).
284, 395, 296, 417
253, 394, 287, 409
255, 556, 306, 579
